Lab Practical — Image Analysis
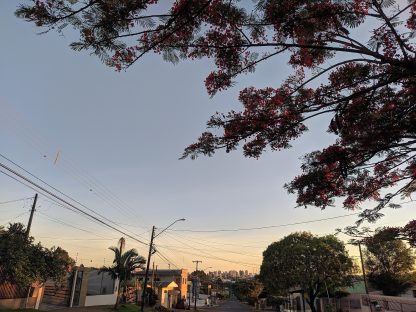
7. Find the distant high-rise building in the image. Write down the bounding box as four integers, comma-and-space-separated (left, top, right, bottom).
229, 270, 238, 278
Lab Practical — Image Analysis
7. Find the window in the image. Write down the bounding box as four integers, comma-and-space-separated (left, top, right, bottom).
87, 270, 115, 296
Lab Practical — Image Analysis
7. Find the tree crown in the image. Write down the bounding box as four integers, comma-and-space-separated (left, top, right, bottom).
15, 0, 416, 220
0, 223, 74, 287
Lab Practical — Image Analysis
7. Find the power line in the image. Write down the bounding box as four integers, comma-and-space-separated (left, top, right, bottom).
160, 244, 259, 268
155, 234, 260, 268
155, 249, 180, 269
0, 153, 149, 241
37, 236, 119, 241
1, 211, 30, 227
0, 196, 33, 205
160, 233, 269, 248
0, 168, 120, 233
154, 252, 172, 268
164, 231, 260, 258
0, 106, 150, 229
37, 211, 112, 239
170, 213, 360, 233
0, 162, 148, 246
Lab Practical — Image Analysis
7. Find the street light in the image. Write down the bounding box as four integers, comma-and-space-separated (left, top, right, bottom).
154, 218, 186, 238
202, 266, 212, 271
140, 218, 186, 312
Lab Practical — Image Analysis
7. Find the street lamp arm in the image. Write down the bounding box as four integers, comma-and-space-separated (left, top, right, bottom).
154, 218, 185, 238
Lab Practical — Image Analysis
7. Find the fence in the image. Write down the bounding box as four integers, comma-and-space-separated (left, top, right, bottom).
320, 294, 416, 312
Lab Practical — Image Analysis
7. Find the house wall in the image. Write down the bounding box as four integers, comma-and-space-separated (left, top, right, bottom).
0, 283, 43, 309
77, 268, 119, 307
158, 287, 180, 309
319, 294, 416, 312
0, 282, 26, 299
155, 270, 188, 299
400, 287, 416, 299
0, 297, 37, 309
85, 293, 118, 306
160, 288, 167, 308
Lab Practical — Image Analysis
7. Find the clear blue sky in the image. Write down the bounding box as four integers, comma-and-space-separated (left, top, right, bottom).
0, 1, 413, 272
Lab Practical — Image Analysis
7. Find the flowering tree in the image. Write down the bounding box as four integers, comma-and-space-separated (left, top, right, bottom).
373, 219, 416, 247
16, 0, 416, 219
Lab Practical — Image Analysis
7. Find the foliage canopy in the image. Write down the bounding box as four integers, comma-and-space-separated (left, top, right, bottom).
0, 223, 74, 288
260, 232, 354, 312
190, 269, 209, 283
16, 0, 416, 219
364, 229, 415, 296
233, 279, 264, 304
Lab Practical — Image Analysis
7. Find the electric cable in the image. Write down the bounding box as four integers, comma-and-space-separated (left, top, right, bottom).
37, 211, 112, 238
37, 236, 119, 241
155, 249, 180, 269
1, 106, 150, 229
155, 232, 260, 268
170, 213, 360, 233
0, 154, 149, 241
1, 211, 30, 227
162, 232, 260, 266
163, 231, 260, 258
0, 196, 33, 205
1, 168, 121, 232
156, 244, 259, 268
0, 164, 148, 246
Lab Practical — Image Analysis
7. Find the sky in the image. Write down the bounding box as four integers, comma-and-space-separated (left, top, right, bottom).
0, 1, 414, 273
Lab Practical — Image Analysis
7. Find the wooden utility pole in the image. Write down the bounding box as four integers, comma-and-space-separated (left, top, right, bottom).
151, 262, 155, 291
141, 226, 155, 312
358, 241, 369, 294
192, 260, 202, 311
358, 241, 373, 312
26, 194, 38, 239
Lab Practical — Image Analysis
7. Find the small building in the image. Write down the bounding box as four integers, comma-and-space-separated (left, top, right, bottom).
135, 269, 188, 303
153, 281, 179, 309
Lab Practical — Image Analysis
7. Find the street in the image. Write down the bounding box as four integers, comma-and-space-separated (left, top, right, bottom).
200, 298, 253, 312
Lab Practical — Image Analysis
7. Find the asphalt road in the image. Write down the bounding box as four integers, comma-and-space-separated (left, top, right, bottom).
200, 298, 253, 311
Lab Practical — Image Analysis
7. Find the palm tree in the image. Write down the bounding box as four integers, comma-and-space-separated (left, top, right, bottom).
99, 245, 146, 309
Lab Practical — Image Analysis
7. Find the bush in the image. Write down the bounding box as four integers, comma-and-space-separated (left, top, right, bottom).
267, 296, 285, 311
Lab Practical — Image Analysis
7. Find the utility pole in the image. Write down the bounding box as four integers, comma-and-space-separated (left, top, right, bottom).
140, 219, 185, 311
358, 241, 369, 294
358, 241, 373, 312
26, 194, 38, 239
141, 226, 155, 312
192, 260, 202, 311
151, 262, 155, 291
